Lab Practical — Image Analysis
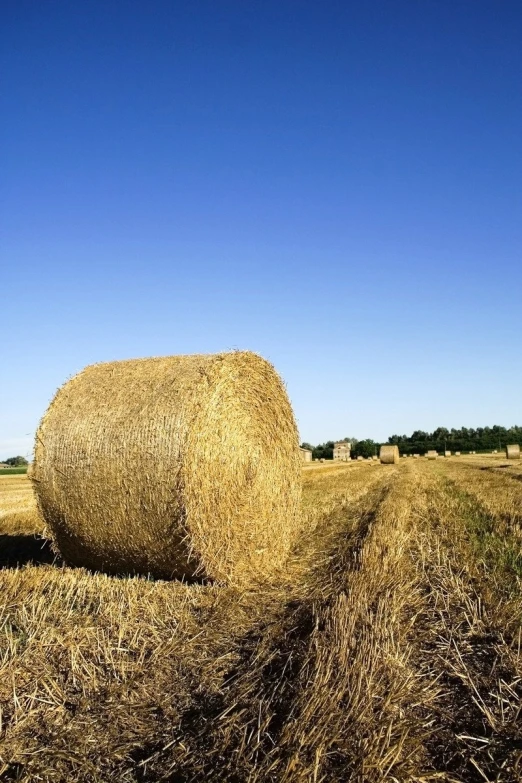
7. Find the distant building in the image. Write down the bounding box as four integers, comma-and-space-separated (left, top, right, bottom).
299, 447, 313, 463
333, 441, 351, 461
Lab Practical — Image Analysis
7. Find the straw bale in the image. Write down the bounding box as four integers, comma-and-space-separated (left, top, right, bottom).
33, 351, 301, 583
413, 454, 420, 458
444, 450, 451, 457
506, 444, 521, 460
379, 445, 399, 464
357, 456, 363, 461
455, 451, 461, 456
426, 450, 438, 460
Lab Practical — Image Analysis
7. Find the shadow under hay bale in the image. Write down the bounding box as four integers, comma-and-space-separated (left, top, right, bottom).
0, 534, 57, 569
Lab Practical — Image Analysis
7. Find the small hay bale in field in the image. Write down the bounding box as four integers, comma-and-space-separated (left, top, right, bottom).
444, 450, 451, 457
455, 451, 461, 456
506, 444, 521, 460
33, 351, 301, 583
426, 450, 438, 460
413, 453, 420, 459
379, 445, 399, 464
357, 455, 364, 461
372, 455, 378, 461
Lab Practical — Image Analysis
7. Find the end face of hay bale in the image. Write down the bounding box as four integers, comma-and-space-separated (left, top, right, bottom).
379, 445, 399, 464
444, 450, 451, 457
33, 351, 301, 583
426, 450, 438, 460
506, 444, 521, 460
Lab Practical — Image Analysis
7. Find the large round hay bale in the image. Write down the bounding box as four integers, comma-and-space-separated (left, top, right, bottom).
444, 450, 451, 457
33, 352, 301, 583
506, 444, 521, 460
426, 450, 438, 460
379, 445, 399, 464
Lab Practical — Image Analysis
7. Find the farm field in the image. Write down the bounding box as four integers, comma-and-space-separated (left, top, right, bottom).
1, 456, 522, 782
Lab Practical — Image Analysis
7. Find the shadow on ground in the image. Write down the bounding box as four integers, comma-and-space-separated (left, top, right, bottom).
0, 534, 58, 569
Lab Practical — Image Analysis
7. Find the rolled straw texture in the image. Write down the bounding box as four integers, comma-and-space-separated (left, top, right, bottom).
379, 445, 399, 464
506, 444, 521, 460
33, 351, 301, 583
427, 450, 438, 460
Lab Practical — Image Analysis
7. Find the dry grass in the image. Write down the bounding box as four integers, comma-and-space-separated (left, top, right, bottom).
1, 457, 522, 781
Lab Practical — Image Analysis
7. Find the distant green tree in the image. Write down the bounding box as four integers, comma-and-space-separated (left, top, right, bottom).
304, 424, 521, 461
300, 442, 314, 452
312, 441, 335, 460
352, 439, 377, 459
4, 456, 28, 466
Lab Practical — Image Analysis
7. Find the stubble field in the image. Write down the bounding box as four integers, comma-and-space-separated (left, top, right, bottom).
1, 455, 521, 782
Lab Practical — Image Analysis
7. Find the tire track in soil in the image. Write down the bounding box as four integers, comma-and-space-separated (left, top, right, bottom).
165, 466, 434, 783
411, 469, 522, 783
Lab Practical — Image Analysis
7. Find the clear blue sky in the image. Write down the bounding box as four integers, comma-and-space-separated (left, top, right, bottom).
2, 1, 521, 459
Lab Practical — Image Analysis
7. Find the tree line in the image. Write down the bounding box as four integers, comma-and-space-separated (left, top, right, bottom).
301, 425, 522, 460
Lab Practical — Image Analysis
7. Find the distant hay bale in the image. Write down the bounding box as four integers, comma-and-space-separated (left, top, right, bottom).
372, 455, 378, 461
379, 445, 399, 464
426, 450, 438, 460
506, 444, 521, 460
33, 351, 301, 583
455, 451, 461, 456
444, 450, 451, 457
413, 453, 420, 459
357, 456, 364, 461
